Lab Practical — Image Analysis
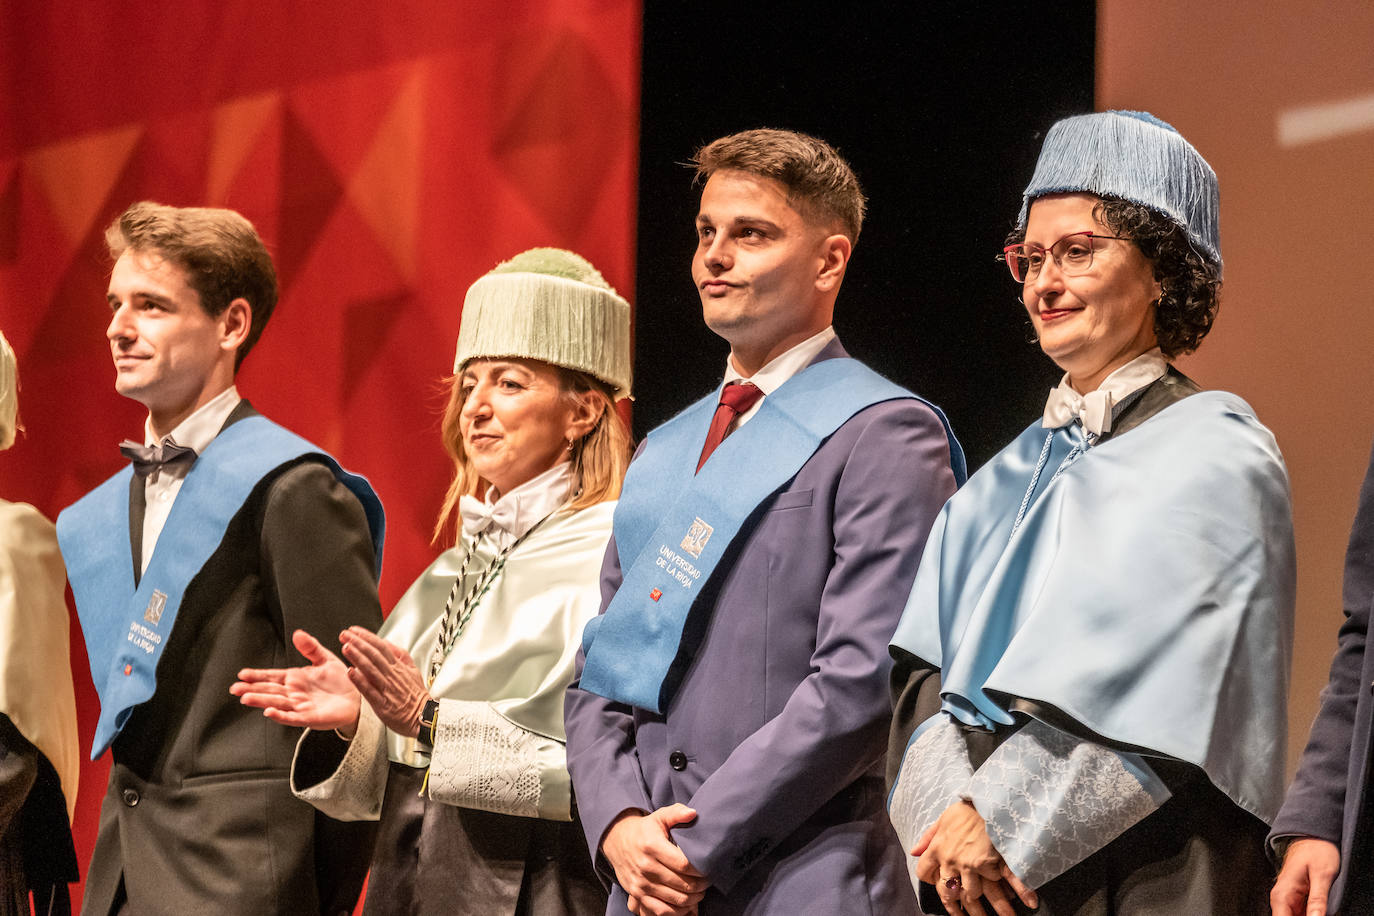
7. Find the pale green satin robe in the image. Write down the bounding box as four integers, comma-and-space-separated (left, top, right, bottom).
296, 501, 614, 823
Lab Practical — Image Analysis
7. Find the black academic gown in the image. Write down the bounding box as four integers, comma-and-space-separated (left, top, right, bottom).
0, 716, 77, 916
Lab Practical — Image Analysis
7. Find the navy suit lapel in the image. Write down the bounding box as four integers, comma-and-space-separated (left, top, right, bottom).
221, 398, 258, 430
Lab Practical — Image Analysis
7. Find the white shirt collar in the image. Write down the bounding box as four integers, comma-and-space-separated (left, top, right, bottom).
144, 385, 241, 450
1042, 349, 1169, 436
722, 326, 836, 395
459, 460, 574, 547
718, 326, 836, 430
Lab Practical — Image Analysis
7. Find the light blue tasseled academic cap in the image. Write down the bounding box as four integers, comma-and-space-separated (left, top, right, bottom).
1017, 110, 1221, 267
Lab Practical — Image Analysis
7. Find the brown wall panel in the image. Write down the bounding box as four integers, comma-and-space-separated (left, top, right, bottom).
1100, 1, 1374, 774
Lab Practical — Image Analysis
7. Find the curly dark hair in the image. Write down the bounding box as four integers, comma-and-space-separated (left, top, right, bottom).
1008, 195, 1221, 358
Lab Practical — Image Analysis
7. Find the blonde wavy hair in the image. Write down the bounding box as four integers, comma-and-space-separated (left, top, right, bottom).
0, 331, 17, 451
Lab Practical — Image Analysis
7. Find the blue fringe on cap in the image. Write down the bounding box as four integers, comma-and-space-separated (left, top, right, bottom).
1017, 110, 1221, 267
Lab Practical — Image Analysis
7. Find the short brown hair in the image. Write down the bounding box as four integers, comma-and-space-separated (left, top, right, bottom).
432, 367, 632, 545
691, 129, 866, 242
106, 202, 278, 368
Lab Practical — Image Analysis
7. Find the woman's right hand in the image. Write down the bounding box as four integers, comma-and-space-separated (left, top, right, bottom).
231, 629, 362, 736
914, 800, 1038, 916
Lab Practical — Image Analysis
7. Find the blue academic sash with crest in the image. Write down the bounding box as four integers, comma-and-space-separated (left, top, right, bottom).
56, 415, 385, 760
579, 357, 964, 712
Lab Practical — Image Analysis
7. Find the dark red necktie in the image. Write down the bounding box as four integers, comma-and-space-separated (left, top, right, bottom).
696, 381, 764, 472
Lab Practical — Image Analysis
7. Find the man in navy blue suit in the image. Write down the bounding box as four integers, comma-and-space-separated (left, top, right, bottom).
1272, 440, 1374, 915
565, 129, 962, 915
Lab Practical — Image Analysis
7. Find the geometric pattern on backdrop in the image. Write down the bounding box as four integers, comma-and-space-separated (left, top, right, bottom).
0, 4, 640, 906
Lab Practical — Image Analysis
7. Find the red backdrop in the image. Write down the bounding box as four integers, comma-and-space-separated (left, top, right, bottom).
0, 1, 641, 905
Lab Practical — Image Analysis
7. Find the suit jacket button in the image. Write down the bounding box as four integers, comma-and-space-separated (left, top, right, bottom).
669, 750, 688, 771
121, 788, 140, 807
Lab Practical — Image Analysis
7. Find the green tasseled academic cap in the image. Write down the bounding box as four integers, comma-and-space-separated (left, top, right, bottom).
453, 248, 632, 398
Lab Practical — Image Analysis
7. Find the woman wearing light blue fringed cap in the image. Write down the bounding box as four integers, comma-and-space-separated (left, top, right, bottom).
885, 111, 1295, 915
233, 249, 632, 915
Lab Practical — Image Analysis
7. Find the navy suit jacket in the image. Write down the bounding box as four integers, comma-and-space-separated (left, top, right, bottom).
565, 341, 959, 914
1272, 436, 1374, 912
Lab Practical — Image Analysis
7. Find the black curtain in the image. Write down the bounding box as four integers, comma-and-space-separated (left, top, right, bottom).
634, 4, 1095, 469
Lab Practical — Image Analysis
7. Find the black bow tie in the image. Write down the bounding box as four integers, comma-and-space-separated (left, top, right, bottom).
119, 439, 198, 478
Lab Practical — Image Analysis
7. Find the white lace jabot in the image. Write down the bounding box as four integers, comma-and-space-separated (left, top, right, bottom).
1042, 349, 1168, 436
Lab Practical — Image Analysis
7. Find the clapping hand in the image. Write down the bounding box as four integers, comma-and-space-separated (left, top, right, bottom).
232, 629, 362, 736
339, 625, 433, 739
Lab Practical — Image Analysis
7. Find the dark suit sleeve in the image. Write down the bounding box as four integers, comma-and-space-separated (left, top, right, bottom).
258, 461, 383, 913
258, 461, 383, 654
671, 401, 957, 893
565, 533, 657, 884
1270, 441, 1374, 851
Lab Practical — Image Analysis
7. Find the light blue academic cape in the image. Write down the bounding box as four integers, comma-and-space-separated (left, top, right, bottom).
890, 390, 1294, 823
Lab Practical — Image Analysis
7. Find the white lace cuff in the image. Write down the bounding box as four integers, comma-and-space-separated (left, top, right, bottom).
969, 719, 1171, 889
426, 698, 570, 821
290, 704, 387, 821
888, 716, 976, 892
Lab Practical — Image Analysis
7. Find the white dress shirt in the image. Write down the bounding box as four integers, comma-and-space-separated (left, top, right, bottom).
139, 386, 241, 573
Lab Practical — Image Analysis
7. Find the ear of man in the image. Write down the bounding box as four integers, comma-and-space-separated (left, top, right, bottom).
219, 298, 253, 368
815, 233, 852, 294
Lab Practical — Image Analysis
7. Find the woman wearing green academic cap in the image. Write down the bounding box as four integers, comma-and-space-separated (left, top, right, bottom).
886, 112, 1294, 915
234, 249, 632, 916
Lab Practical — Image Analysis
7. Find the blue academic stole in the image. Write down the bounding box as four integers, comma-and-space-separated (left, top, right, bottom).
580, 358, 964, 712
56, 416, 385, 760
